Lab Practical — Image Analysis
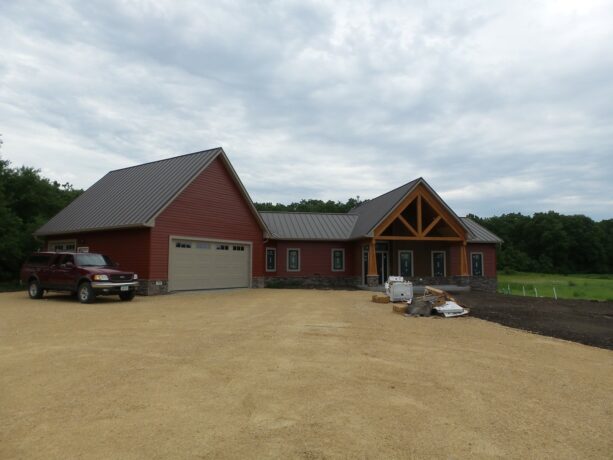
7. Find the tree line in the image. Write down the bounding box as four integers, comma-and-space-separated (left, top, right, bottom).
469, 212, 613, 274
0, 157, 82, 281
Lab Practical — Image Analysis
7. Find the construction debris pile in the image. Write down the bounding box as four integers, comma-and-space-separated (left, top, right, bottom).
372, 281, 469, 318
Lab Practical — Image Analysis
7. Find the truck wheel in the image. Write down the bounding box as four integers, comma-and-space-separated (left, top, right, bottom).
119, 291, 136, 302
28, 280, 44, 299
77, 282, 96, 304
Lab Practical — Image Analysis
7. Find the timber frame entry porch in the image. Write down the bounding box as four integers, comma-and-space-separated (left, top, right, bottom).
365, 183, 469, 286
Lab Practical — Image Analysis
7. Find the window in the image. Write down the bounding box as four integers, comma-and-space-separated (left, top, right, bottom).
60, 254, 75, 266
398, 250, 414, 278
175, 241, 192, 249
232, 245, 245, 251
27, 254, 53, 266
471, 252, 484, 276
216, 244, 229, 251
431, 251, 446, 277
48, 240, 76, 252
266, 248, 276, 272
77, 246, 89, 253
287, 248, 300, 271
331, 249, 345, 271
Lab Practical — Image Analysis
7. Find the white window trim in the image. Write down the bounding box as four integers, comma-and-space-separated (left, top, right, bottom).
48, 239, 77, 252
265, 247, 277, 272
287, 248, 301, 272
431, 250, 446, 277
470, 252, 485, 276
331, 248, 345, 272
398, 250, 414, 277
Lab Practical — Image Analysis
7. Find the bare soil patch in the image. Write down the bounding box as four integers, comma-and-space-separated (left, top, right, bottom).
1, 289, 612, 459
456, 292, 613, 350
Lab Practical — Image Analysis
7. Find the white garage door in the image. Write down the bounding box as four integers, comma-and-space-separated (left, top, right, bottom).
169, 239, 251, 291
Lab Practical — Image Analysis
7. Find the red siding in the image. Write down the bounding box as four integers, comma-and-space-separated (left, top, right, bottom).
467, 243, 497, 277
45, 228, 151, 278
270, 241, 357, 277
150, 157, 265, 279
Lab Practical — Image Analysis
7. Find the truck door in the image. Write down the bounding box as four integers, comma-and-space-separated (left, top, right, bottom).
51, 254, 77, 290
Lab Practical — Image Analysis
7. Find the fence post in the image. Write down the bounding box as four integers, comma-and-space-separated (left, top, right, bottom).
534, 287, 538, 297
553, 286, 557, 300
522, 285, 526, 296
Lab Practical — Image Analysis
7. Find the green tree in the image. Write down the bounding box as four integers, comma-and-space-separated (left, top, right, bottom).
0, 156, 82, 280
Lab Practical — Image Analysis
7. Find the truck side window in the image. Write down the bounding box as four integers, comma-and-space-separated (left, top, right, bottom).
60, 255, 75, 266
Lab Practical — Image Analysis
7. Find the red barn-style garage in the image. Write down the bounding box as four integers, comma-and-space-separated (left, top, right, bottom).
36, 148, 502, 294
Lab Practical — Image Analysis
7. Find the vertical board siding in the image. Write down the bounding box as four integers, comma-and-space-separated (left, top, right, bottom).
150, 157, 264, 279
273, 241, 356, 277
46, 228, 151, 278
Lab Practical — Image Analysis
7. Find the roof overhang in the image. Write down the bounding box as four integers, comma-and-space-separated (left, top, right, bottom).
34, 222, 154, 237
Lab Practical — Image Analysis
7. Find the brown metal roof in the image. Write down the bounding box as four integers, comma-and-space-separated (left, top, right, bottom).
35, 147, 270, 236
462, 217, 504, 243
260, 212, 358, 240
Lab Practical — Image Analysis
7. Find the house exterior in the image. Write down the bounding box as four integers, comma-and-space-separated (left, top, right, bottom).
35, 148, 502, 294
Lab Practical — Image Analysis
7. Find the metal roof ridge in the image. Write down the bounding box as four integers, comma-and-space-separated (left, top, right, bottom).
258, 211, 358, 216
107, 147, 223, 173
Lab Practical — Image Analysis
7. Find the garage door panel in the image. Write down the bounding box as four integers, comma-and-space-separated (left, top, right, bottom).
169, 239, 250, 291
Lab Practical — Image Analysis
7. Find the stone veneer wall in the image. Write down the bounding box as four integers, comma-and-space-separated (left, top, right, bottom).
468, 276, 497, 292
254, 276, 361, 289
138, 275, 497, 294
138, 279, 169, 295
404, 275, 497, 293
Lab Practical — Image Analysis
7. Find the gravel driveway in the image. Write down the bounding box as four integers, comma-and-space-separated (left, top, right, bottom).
1, 289, 611, 459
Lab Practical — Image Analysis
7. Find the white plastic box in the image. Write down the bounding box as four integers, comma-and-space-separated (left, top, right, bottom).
388, 281, 413, 302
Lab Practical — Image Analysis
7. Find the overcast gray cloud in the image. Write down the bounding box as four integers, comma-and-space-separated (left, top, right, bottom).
1, 0, 612, 219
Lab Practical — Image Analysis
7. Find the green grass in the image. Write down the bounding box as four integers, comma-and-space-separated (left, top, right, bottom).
0, 281, 25, 292
497, 272, 613, 301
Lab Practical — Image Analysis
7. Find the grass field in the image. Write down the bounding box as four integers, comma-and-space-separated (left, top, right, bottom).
497, 272, 613, 301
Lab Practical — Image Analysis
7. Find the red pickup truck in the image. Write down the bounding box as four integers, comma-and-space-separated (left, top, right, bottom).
20, 252, 139, 303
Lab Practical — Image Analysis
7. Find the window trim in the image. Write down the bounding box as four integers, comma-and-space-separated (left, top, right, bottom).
398, 250, 414, 278
265, 247, 277, 272
331, 248, 345, 272
286, 248, 301, 272
470, 251, 485, 277
48, 239, 77, 252
431, 250, 446, 277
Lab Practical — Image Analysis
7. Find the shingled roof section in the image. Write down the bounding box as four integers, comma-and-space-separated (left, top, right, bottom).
259, 212, 358, 240
35, 148, 223, 236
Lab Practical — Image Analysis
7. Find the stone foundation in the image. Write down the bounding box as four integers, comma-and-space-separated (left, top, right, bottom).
366, 275, 379, 287
138, 279, 169, 295
257, 276, 361, 289
468, 276, 497, 292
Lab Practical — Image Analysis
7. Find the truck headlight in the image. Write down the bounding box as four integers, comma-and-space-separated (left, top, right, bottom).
93, 274, 109, 281
133, 274, 138, 280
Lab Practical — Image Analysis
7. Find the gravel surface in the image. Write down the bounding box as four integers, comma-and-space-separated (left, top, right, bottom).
456, 292, 613, 350
1, 289, 612, 459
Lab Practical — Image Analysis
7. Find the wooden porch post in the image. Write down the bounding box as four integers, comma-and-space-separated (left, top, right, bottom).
366, 239, 379, 286
460, 242, 469, 276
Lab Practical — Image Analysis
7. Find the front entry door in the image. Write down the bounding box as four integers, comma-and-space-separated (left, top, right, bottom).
363, 250, 389, 284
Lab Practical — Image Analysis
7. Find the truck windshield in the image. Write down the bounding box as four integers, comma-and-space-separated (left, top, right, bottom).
75, 254, 114, 267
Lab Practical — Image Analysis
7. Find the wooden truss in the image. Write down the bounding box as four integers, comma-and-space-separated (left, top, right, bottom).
367, 184, 469, 277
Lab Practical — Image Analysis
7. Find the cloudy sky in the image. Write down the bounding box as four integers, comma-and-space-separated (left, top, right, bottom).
1, 0, 612, 219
